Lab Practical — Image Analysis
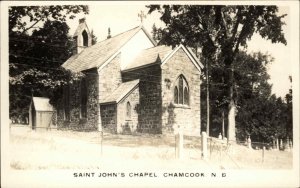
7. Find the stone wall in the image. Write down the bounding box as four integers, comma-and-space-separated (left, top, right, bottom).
85, 69, 99, 129
117, 86, 140, 134
98, 53, 122, 102
68, 80, 81, 128
57, 69, 99, 130
161, 48, 201, 136
122, 64, 162, 134
100, 104, 117, 133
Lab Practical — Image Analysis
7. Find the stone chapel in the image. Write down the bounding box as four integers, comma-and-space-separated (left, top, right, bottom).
57, 18, 203, 136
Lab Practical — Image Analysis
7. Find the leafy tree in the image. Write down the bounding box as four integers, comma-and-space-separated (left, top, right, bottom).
9, 6, 89, 35
9, 6, 88, 122
232, 52, 289, 142
285, 76, 292, 139
147, 5, 287, 139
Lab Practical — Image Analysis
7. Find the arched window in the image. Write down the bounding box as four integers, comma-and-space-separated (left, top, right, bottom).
174, 75, 189, 105
174, 86, 178, 104
82, 30, 88, 47
126, 102, 131, 119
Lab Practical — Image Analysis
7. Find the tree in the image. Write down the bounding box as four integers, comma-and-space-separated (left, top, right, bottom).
9, 6, 89, 35
147, 5, 287, 140
285, 76, 293, 139
232, 52, 290, 143
9, 6, 88, 122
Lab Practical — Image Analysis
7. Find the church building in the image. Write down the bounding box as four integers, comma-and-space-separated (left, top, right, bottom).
57, 18, 203, 135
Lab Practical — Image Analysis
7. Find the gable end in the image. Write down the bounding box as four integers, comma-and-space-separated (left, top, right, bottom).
161, 44, 203, 72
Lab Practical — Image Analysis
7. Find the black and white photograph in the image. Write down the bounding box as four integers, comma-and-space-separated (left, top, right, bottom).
1, 1, 299, 187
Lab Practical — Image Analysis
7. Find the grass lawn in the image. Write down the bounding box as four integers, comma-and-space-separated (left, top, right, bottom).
9, 125, 292, 170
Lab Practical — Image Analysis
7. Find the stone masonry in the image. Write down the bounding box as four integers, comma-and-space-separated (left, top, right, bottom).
161, 48, 201, 136
122, 64, 162, 134
117, 86, 140, 134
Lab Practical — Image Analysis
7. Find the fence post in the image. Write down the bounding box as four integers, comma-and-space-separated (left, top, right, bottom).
247, 136, 252, 149
262, 146, 265, 163
280, 139, 283, 150
276, 138, 279, 150
218, 133, 222, 139
201, 132, 207, 159
100, 131, 103, 157
285, 137, 290, 151
176, 129, 184, 159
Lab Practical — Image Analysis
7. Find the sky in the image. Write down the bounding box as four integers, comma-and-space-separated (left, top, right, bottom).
66, 4, 292, 98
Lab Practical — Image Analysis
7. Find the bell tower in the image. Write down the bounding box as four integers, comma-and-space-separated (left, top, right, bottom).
73, 18, 92, 54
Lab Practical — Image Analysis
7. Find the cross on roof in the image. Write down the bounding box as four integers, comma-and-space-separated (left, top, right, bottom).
138, 10, 146, 24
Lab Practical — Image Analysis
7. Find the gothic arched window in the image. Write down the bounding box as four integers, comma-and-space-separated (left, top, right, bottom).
174, 75, 189, 105
82, 30, 88, 47
126, 102, 131, 119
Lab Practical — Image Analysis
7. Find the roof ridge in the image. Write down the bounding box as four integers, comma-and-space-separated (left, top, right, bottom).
94, 26, 140, 45
141, 44, 170, 51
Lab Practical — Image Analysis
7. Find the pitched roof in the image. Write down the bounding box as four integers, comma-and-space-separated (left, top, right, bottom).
63, 22, 202, 73
123, 45, 173, 71
62, 26, 142, 72
32, 97, 54, 112
100, 79, 139, 104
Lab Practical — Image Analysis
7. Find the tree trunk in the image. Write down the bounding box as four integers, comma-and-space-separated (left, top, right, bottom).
222, 110, 225, 139
227, 64, 236, 142
206, 59, 210, 136
228, 99, 236, 142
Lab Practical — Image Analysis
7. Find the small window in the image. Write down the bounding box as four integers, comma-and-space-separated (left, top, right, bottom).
174, 86, 178, 104
126, 102, 131, 119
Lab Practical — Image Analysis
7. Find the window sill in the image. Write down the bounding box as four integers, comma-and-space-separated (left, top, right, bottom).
172, 104, 191, 109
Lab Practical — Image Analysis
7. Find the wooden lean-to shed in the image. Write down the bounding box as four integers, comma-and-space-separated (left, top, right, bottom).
29, 97, 56, 130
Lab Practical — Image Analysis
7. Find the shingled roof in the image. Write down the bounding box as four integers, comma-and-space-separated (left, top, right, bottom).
31, 97, 54, 112
100, 79, 139, 104
123, 45, 173, 71
62, 26, 142, 72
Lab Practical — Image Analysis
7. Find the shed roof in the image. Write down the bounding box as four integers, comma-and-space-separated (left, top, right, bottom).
32, 97, 55, 112
123, 45, 173, 71
100, 79, 139, 104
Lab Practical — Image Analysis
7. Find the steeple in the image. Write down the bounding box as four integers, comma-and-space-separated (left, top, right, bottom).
73, 18, 92, 54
